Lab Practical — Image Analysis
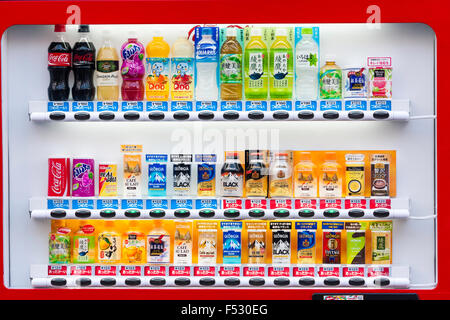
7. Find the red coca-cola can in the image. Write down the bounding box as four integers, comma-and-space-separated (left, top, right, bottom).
48, 158, 70, 197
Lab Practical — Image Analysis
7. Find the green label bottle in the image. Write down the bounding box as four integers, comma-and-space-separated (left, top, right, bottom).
269, 29, 293, 100
244, 28, 268, 100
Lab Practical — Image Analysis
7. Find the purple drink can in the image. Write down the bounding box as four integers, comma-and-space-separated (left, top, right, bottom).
72, 158, 95, 197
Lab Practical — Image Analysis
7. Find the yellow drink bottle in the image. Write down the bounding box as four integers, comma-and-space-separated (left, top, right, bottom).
319, 152, 342, 198
145, 36, 170, 101
96, 30, 120, 101
122, 220, 146, 264
294, 152, 317, 198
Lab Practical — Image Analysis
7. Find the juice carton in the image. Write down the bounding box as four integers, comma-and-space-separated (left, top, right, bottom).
243, 27, 269, 100
146, 154, 168, 197
370, 221, 392, 264
72, 158, 95, 197
219, 27, 244, 101
368, 57, 392, 99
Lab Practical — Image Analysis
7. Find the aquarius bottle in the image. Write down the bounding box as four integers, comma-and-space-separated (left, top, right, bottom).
195, 27, 219, 101
269, 29, 293, 99
146, 35, 170, 101
220, 28, 243, 100
244, 28, 268, 100
120, 37, 145, 101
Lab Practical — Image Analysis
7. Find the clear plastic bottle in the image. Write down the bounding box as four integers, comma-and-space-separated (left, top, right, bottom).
295, 28, 318, 100
195, 28, 219, 101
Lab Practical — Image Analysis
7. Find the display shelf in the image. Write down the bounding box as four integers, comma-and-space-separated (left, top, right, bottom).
30, 264, 410, 289
28, 99, 410, 122
29, 197, 409, 220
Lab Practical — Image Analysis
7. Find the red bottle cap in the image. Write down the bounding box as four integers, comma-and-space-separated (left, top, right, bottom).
54, 24, 66, 33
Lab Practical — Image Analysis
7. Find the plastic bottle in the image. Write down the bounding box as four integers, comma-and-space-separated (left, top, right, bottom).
120, 37, 145, 101
245, 152, 268, 197
319, 152, 342, 198
171, 37, 195, 101
295, 28, 319, 100
71, 220, 96, 264
145, 35, 170, 101
244, 28, 268, 100
220, 28, 243, 100
319, 55, 342, 99
47, 24, 71, 101
147, 220, 171, 264
220, 152, 244, 197
269, 29, 293, 100
195, 28, 219, 101
97, 220, 121, 264
269, 152, 293, 197
72, 25, 96, 101
122, 220, 146, 264
294, 152, 317, 198
96, 30, 119, 101
49, 220, 71, 264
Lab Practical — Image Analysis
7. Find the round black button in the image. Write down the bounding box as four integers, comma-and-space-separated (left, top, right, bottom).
273, 111, 289, 120
373, 110, 390, 119
199, 278, 216, 286
297, 111, 314, 120
274, 209, 290, 218
74, 112, 90, 120
49, 112, 66, 121
123, 112, 140, 120
149, 277, 166, 286
199, 209, 215, 218
298, 209, 315, 218
323, 111, 339, 119
124, 209, 141, 218
148, 112, 165, 120
125, 277, 141, 286
99, 112, 115, 120
149, 209, 166, 218
75, 209, 91, 218
248, 111, 264, 120
224, 278, 240, 286
274, 278, 290, 286
348, 209, 365, 218
99, 209, 116, 218
373, 209, 390, 218
174, 277, 191, 286
100, 278, 116, 286
248, 209, 265, 218
50, 278, 67, 286
349, 277, 365, 286
348, 111, 364, 119
198, 111, 215, 120
173, 111, 190, 120
374, 277, 390, 286
323, 209, 340, 218
50, 209, 66, 218
298, 277, 315, 286
224, 209, 240, 218
174, 209, 190, 218
249, 278, 265, 286
223, 111, 239, 120
76, 278, 92, 287
324, 277, 340, 286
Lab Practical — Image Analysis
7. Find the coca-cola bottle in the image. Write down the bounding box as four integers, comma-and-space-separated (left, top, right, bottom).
48, 24, 71, 101
72, 24, 96, 101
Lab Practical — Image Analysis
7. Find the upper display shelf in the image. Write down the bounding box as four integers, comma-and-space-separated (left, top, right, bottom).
36, 24, 411, 121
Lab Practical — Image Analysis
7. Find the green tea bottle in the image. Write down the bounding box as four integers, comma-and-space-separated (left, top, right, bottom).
244, 28, 268, 100
269, 28, 293, 100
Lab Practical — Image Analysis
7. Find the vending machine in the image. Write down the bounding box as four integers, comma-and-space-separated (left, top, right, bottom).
0, 0, 447, 301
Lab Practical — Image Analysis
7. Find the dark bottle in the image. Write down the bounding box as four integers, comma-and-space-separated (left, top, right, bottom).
72, 24, 96, 101
220, 152, 244, 197
245, 152, 268, 197
48, 24, 72, 101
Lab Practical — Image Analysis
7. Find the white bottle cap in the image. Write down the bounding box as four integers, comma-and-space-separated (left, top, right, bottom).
250, 28, 262, 37
226, 28, 237, 37
275, 28, 287, 36
325, 54, 337, 62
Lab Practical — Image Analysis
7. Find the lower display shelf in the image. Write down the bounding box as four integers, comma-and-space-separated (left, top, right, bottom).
29, 197, 410, 220
30, 264, 410, 289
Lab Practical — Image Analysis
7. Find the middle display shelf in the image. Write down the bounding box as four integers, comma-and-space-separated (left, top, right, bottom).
30, 196, 409, 220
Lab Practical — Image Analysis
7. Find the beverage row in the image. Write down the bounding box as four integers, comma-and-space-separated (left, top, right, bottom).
48, 24, 393, 102
48, 150, 396, 198
49, 219, 393, 266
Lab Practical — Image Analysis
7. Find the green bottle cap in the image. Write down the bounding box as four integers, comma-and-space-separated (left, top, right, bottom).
301, 28, 313, 35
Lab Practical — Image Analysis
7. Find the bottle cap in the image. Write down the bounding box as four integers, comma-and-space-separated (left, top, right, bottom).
301, 28, 313, 35
226, 152, 240, 159
54, 24, 66, 33
325, 54, 337, 62
250, 28, 262, 37
78, 24, 90, 33
226, 28, 238, 37
202, 27, 212, 36
275, 28, 287, 37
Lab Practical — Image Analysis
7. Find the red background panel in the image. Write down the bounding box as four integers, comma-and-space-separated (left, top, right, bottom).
0, 0, 447, 300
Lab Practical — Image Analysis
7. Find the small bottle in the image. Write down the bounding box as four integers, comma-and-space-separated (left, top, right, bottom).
147, 220, 171, 264
245, 152, 268, 197
49, 220, 71, 264
173, 220, 193, 265
220, 28, 243, 100
220, 152, 244, 197
319, 55, 342, 99
72, 220, 96, 264
319, 152, 342, 198
122, 220, 146, 264
269, 152, 293, 197
97, 220, 121, 264
294, 152, 317, 198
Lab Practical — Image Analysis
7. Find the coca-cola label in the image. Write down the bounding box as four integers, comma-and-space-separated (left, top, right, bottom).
48, 53, 71, 67
73, 52, 94, 65
48, 158, 69, 197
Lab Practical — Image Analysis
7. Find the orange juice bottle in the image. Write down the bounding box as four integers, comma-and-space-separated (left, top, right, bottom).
71, 220, 96, 264
319, 152, 343, 198
122, 220, 146, 264
97, 220, 121, 264
294, 152, 317, 198
145, 35, 170, 101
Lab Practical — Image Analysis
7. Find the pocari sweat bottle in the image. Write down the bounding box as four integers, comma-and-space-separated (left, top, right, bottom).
295, 28, 319, 100
195, 27, 219, 101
